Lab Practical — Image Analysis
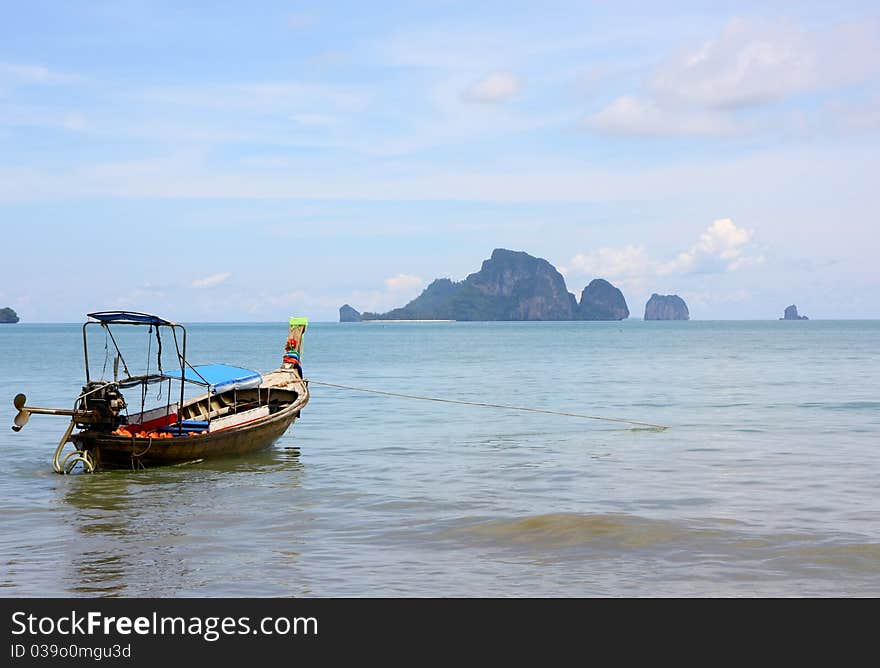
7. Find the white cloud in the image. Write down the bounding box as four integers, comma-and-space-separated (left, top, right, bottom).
584, 95, 738, 137
191, 272, 232, 288
384, 274, 424, 292
566, 219, 762, 284
660, 218, 761, 275
653, 19, 880, 110
564, 245, 652, 280
462, 72, 521, 104
585, 19, 880, 137
651, 19, 818, 109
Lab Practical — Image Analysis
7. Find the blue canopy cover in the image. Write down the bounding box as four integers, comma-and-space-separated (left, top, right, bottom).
162, 364, 263, 393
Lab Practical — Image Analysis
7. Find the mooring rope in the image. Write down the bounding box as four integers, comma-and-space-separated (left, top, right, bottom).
307, 380, 668, 430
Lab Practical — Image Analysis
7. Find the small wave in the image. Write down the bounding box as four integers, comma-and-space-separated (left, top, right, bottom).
443, 513, 880, 577
447, 513, 718, 550
798, 401, 880, 411
785, 542, 880, 573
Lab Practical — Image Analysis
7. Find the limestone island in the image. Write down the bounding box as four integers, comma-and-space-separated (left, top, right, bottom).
0, 307, 19, 324
780, 305, 808, 320
578, 279, 630, 320
341, 248, 630, 322
644, 294, 690, 320
339, 304, 361, 322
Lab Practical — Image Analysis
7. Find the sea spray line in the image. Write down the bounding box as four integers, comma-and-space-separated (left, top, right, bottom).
307, 380, 669, 430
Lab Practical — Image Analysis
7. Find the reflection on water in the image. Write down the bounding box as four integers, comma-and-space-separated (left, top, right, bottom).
57, 447, 305, 597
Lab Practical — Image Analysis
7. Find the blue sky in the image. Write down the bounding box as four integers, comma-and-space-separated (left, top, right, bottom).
1, 1, 879, 321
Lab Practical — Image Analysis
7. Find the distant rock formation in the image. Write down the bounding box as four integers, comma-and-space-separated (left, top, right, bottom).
360, 278, 462, 321
339, 304, 361, 322
361, 249, 579, 321
0, 307, 19, 324
578, 279, 629, 320
345, 249, 630, 321
781, 305, 808, 320
644, 294, 690, 320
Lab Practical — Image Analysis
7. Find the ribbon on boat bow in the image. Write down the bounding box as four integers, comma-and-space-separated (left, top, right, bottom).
283, 316, 308, 372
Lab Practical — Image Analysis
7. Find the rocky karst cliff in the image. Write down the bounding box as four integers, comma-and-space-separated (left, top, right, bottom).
644, 294, 690, 320
578, 279, 630, 320
0, 307, 19, 324
781, 305, 808, 320
339, 304, 361, 322
343, 249, 631, 322
361, 249, 577, 321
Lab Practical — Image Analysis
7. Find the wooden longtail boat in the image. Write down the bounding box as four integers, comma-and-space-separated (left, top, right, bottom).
10, 312, 310, 473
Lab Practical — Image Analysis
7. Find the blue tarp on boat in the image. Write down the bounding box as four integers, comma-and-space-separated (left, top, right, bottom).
162, 364, 263, 393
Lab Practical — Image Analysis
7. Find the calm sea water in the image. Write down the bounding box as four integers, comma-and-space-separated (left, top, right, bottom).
1, 320, 878, 597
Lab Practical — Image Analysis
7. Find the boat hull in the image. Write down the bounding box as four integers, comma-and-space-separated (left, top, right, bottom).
72, 402, 302, 470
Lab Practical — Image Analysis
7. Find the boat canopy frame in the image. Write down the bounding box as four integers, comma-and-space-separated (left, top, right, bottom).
83, 312, 268, 431
83, 311, 191, 428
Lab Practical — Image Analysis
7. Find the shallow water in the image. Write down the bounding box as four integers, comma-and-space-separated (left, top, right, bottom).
1, 320, 878, 596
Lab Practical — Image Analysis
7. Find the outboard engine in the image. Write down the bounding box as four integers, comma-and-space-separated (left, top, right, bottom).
78, 381, 127, 431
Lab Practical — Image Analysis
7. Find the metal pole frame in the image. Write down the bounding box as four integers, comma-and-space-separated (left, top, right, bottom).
82, 318, 189, 432
178, 324, 186, 429
82, 323, 90, 383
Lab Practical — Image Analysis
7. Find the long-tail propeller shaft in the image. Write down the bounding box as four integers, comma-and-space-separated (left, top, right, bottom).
11, 394, 96, 432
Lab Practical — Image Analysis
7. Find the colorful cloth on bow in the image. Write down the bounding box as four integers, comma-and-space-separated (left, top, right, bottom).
283, 316, 308, 369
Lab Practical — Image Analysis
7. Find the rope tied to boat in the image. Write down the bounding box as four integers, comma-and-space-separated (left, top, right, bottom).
307, 380, 669, 431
